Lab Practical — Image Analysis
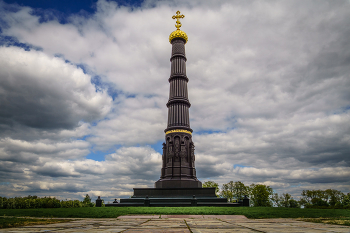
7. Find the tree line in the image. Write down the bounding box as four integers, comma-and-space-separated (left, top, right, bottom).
203, 181, 350, 208
0, 194, 95, 209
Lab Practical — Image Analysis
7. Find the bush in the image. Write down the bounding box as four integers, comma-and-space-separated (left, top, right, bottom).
0, 195, 94, 209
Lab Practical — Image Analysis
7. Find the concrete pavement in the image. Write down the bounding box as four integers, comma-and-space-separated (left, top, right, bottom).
1, 215, 350, 232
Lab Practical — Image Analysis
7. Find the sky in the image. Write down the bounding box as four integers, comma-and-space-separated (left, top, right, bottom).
0, 0, 349, 202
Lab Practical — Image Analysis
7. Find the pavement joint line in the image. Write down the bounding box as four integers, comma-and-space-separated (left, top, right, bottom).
122, 218, 152, 231
184, 219, 193, 233
219, 219, 266, 233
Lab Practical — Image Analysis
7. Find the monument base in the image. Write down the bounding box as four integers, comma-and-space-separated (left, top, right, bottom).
155, 179, 202, 188
105, 187, 249, 207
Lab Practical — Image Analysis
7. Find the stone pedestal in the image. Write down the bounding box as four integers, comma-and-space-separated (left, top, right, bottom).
105, 187, 244, 207
155, 179, 201, 188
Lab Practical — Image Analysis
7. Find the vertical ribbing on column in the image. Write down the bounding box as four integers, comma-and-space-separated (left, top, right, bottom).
170, 105, 173, 126
180, 80, 183, 97
175, 104, 177, 125
182, 104, 185, 125
183, 107, 186, 126
172, 106, 174, 126
176, 104, 180, 125
178, 105, 180, 125
168, 106, 170, 126
173, 105, 175, 126
182, 104, 184, 125
179, 79, 181, 96
186, 107, 189, 126
169, 106, 171, 126
170, 81, 173, 98
177, 79, 179, 96
176, 79, 178, 96
167, 38, 192, 130
174, 80, 176, 97
179, 104, 182, 124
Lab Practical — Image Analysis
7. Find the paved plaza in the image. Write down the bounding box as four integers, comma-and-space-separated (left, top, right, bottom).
1, 215, 350, 232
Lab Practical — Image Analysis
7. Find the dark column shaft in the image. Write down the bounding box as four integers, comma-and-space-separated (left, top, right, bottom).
166, 38, 191, 132
155, 37, 201, 189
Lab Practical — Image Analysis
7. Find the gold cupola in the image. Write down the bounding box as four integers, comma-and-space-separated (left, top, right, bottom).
169, 11, 188, 44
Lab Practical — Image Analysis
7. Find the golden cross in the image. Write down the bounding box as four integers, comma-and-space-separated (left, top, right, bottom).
172, 11, 185, 30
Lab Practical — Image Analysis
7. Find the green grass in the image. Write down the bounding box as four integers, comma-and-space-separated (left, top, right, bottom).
0, 217, 71, 229
0, 207, 349, 219
302, 217, 350, 226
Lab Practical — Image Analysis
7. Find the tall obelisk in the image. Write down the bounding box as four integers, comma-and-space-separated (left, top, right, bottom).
155, 11, 202, 188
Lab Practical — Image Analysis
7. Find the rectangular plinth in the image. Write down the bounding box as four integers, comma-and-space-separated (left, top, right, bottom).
106, 198, 242, 207
132, 187, 217, 198
104, 187, 249, 207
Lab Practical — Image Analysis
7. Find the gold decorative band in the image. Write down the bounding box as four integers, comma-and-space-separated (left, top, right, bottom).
165, 129, 192, 135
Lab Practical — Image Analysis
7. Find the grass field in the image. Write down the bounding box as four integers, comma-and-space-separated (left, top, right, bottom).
0, 207, 349, 219
302, 217, 350, 226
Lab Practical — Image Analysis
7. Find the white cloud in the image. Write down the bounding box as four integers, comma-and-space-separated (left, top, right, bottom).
0, 0, 349, 201
0, 46, 112, 129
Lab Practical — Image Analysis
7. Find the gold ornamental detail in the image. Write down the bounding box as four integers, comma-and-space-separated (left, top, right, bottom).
169, 11, 188, 44
166, 129, 192, 135
172, 10, 184, 30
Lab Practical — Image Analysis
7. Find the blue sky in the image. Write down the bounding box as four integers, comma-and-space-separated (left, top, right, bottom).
3, 0, 143, 14
0, 0, 349, 202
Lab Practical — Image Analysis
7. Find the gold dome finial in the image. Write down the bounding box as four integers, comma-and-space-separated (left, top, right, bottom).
169, 11, 188, 43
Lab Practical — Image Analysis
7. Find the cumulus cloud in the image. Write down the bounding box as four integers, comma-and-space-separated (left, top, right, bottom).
1, 146, 160, 199
0, 0, 349, 201
87, 95, 167, 149
0, 46, 112, 130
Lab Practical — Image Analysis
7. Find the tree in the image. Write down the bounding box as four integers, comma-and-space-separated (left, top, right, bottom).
232, 181, 250, 201
325, 189, 345, 206
343, 193, 350, 208
202, 181, 220, 197
300, 189, 347, 208
271, 193, 284, 207
220, 181, 250, 203
82, 194, 94, 207
288, 199, 299, 208
250, 184, 273, 207
280, 193, 292, 208
221, 181, 235, 202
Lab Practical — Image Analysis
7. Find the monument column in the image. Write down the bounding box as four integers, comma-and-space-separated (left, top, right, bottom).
107, 11, 241, 206
155, 11, 202, 188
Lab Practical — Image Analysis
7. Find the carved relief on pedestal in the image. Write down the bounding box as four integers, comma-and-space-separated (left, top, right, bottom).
162, 143, 166, 160
165, 133, 193, 165
174, 136, 180, 161
180, 145, 187, 161
190, 142, 195, 167
167, 137, 173, 164
180, 137, 188, 162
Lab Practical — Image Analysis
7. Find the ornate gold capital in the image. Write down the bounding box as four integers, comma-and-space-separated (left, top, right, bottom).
165, 129, 192, 135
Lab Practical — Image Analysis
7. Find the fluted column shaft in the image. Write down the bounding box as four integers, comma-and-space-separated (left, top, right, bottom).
155, 37, 201, 188
166, 38, 192, 132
